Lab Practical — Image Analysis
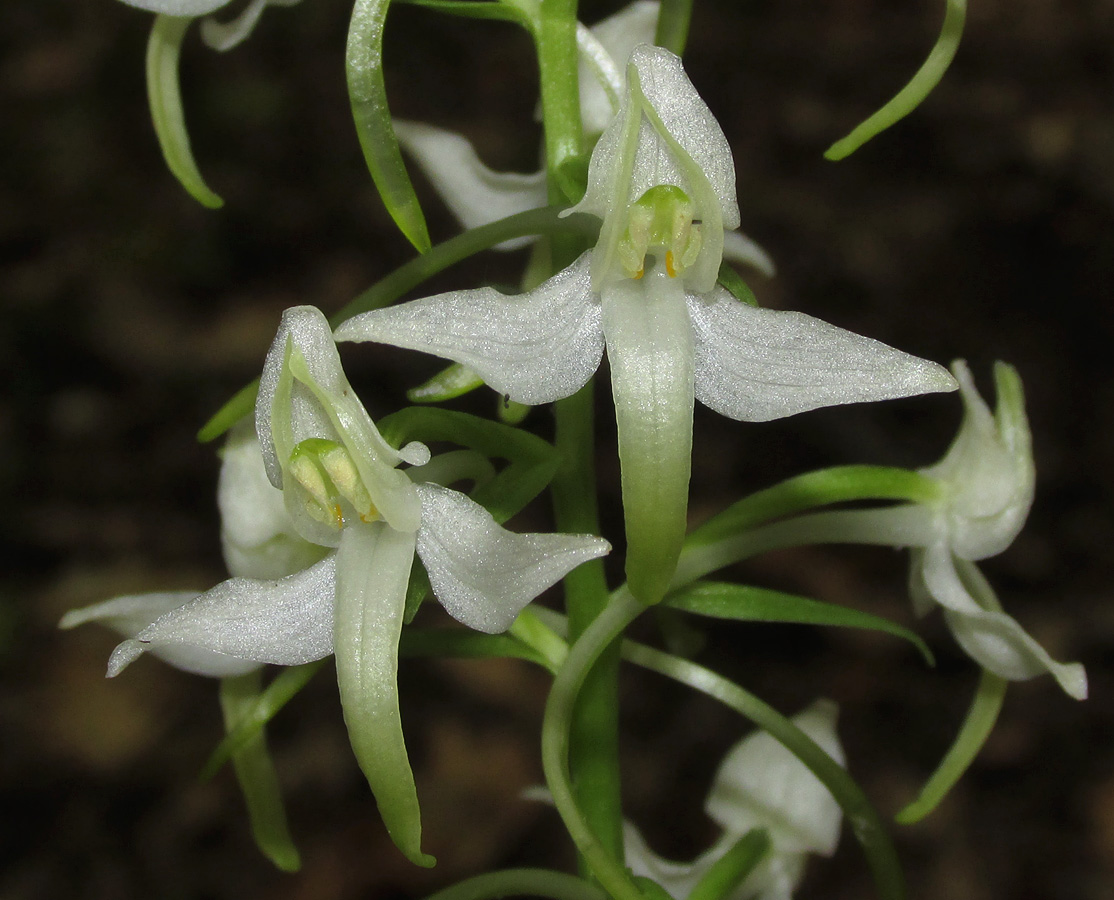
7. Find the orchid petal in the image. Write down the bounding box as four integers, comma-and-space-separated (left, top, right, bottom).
104, 555, 337, 678
59, 591, 261, 678
687, 287, 957, 422
602, 269, 694, 604
200, 0, 300, 51
332, 521, 434, 866
257, 306, 423, 536
623, 827, 731, 900
919, 545, 1087, 699
121, 0, 231, 15
706, 701, 844, 858
219, 422, 326, 580
393, 120, 547, 251
414, 483, 610, 634
336, 253, 603, 406
722, 230, 777, 279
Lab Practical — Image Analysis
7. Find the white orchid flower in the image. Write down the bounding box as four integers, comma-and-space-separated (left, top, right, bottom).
393, 2, 774, 274
903, 362, 1086, 698
114, 0, 300, 52
62, 305, 609, 864
625, 700, 844, 900
337, 45, 956, 604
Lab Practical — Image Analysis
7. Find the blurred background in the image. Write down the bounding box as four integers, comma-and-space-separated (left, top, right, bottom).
2, 0, 1113, 897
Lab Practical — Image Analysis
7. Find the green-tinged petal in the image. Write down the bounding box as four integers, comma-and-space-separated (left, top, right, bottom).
895, 668, 1007, 824
825, 0, 966, 160
220, 672, 301, 871
333, 521, 434, 866
146, 15, 224, 208
347, 0, 431, 253
394, 120, 546, 249
919, 547, 1087, 699
336, 253, 603, 406
102, 555, 337, 678
414, 483, 610, 633
200, 0, 301, 52
687, 286, 957, 422
203, 660, 327, 779
667, 581, 934, 665
602, 270, 694, 604
257, 306, 424, 538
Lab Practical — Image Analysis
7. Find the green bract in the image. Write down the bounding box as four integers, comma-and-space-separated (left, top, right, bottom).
337, 44, 956, 603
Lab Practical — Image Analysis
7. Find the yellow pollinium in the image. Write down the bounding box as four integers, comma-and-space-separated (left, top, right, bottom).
617, 184, 703, 281
289, 438, 379, 529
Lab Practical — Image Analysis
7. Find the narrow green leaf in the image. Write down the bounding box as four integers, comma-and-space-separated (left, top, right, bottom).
147, 15, 224, 209
632, 878, 675, 900
716, 263, 760, 307
378, 407, 559, 523
219, 672, 300, 872
654, 0, 693, 56
667, 581, 934, 665
404, 558, 431, 623
395, 0, 530, 24
202, 660, 326, 780
895, 669, 1007, 824
422, 868, 609, 900
400, 627, 551, 668
825, 0, 966, 160
347, 0, 430, 252
408, 363, 485, 403
687, 465, 942, 547
685, 829, 771, 900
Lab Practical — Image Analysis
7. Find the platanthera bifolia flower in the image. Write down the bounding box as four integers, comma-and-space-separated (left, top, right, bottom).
625, 701, 844, 900
62, 306, 609, 864
336, 45, 956, 604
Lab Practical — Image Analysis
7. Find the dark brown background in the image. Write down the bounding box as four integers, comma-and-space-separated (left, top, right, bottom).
2, 0, 1112, 898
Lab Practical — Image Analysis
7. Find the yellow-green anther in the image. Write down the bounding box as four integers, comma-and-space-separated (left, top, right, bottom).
617, 184, 703, 280
319, 443, 378, 523
289, 439, 343, 529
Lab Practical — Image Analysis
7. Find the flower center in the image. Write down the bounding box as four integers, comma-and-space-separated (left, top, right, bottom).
288, 438, 379, 530
616, 184, 703, 281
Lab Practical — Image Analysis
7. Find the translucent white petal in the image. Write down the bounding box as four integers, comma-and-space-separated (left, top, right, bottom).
200, 0, 301, 51
61, 591, 261, 678
336, 253, 603, 406
920, 546, 1087, 699
687, 287, 957, 422
219, 421, 326, 579
257, 306, 424, 535
414, 483, 610, 634
117, 0, 231, 14
722, 229, 777, 278
601, 270, 693, 604
580, 2, 661, 135
393, 120, 547, 251
624, 826, 729, 900
333, 522, 432, 865
705, 700, 845, 856
106, 555, 338, 678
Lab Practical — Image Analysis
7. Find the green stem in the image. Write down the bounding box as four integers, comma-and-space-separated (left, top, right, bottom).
541, 590, 646, 900
624, 642, 906, 900
550, 385, 625, 867
423, 868, 609, 900
654, 0, 694, 56
536, 0, 584, 206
